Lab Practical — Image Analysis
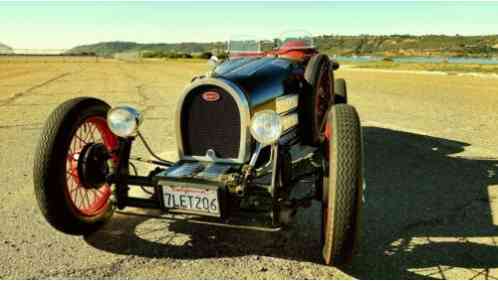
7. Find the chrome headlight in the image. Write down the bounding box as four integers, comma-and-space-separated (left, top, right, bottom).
250, 110, 283, 146
107, 106, 142, 137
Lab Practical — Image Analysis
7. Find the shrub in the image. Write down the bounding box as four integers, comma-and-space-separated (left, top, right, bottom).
217, 52, 228, 60
199, 52, 213, 59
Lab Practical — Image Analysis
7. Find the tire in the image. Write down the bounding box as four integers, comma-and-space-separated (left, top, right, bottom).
34, 97, 118, 235
301, 54, 335, 145
321, 104, 363, 266
334, 78, 348, 104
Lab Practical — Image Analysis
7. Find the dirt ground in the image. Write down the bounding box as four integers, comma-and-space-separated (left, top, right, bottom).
0, 58, 497, 279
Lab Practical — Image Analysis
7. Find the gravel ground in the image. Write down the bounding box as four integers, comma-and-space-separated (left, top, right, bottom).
0, 59, 497, 279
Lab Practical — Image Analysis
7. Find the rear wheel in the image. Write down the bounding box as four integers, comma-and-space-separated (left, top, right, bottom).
321, 104, 363, 266
334, 78, 348, 104
302, 54, 335, 145
34, 97, 119, 235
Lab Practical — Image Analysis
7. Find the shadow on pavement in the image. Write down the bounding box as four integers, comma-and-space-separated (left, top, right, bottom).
85, 126, 498, 279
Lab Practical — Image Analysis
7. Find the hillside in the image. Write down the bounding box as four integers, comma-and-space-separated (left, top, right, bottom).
68, 34, 498, 58
0, 42, 13, 54
68, 41, 225, 57
316, 34, 498, 57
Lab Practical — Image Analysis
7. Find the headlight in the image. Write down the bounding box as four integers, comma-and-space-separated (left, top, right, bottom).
107, 106, 142, 137
250, 110, 282, 146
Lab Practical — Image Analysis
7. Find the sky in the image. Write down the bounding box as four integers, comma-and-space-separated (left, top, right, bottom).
0, 1, 497, 50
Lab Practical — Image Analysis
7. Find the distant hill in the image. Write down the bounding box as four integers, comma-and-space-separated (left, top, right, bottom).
0, 42, 13, 54
68, 41, 225, 58
68, 41, 140, 57
315, 34, 498, 57
68, 34, 498, 58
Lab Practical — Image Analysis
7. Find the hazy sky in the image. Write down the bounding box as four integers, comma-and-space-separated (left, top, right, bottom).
1, 1, 497, 49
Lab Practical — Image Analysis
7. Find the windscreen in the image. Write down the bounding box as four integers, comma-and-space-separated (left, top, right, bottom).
276, 30, 314, 51
227, 36, 267, 58
226, 31, 314, 58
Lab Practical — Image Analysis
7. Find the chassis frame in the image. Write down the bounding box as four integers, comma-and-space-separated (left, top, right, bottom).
108, 128, 325, 229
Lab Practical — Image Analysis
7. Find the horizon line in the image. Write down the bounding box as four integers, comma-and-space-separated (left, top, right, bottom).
3, 33, 498, 50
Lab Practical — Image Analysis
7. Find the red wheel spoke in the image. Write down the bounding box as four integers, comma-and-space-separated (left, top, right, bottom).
74, 131, 82, 148
74, 134, 87, 145
68, 177, 80, 191
91, 126, 100, 142
80, 190, 87, 209
74, 188, 80, 207
75, 129, 84, 149
82, 124, 91, 143
91, 189, 100, 199
81, 123, 89, 142
79, 189, 86, 208
78, 189, 85, 208
85, 123, 97, 143
78, 124, 87, 144
69, 139, 76, 154
90, 124, 98, 138
84, 191, 91, 209
73, 139, 79, 154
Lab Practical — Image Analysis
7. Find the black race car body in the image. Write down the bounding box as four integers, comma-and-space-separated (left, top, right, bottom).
213, 57, 299, 109
33, 32, 363, 266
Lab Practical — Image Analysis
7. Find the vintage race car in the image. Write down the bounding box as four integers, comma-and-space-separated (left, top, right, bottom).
33, 31, 364, 266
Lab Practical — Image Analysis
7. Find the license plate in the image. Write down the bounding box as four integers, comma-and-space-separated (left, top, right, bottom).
162, 185, 220, 217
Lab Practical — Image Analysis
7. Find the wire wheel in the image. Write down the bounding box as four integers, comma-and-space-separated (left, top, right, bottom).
314, 64, 332, 143
34, 97, 120, 235
302, 54, 334, 145
65, 117, 117, 217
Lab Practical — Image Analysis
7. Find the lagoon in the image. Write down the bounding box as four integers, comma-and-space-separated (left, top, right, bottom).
335, 55, 498, 65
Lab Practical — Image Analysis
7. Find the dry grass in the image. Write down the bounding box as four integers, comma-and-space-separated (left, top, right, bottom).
0, 55, 101, 64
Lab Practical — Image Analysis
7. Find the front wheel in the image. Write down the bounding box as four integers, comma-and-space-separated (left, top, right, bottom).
34, 97, 119, 235
321, 104, 363, 266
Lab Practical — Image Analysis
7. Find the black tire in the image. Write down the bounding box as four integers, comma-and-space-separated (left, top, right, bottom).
301, 54, 335, 145
34, 97, 116, 235
334, 78, 348, 104
321, 104, 363, 266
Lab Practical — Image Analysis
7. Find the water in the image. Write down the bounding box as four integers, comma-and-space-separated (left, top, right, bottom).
334, 55, 498, 65
334, 55, 383, 62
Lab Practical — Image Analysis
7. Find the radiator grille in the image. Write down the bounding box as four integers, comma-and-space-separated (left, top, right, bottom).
180, 86, 241, 159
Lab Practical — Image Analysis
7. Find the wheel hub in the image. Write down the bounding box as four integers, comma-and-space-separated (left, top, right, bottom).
77, 143, 111, 189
